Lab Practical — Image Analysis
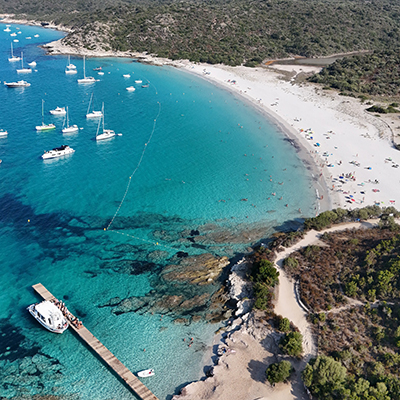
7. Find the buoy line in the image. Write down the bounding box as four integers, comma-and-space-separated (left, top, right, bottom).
105, 101, 161, 232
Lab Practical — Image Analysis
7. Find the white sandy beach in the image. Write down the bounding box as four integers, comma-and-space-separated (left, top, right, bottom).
4, 20, 400, 399
181, 62, 400, 213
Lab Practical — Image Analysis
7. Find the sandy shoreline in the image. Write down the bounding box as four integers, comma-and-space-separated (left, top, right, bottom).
3, 17, 400, 400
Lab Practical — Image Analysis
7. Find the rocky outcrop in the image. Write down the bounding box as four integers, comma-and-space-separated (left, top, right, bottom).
161, 253, 229, 285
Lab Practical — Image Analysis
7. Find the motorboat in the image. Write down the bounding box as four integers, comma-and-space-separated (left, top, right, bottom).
96, 103, 116, 141
28, 61, 37, 67
27, 300, 69, 333
86, 93, 102, 118
50, 106, 66, 116
13, 39, 19, 43
98, 72, 104, 75
26, 36, 32, 39
34, 34, 39, 37
93, 67, 102, 71
41, 145, 75, 159
123, 74, 131, 78
126, 86, 136, 92
8, 42, 21, 62
137, 369, 155, 378
62, 107, 79, 133
4, 26, 10, 32
4, 80, 30, 88
77, 56, 98, 84
10, 32, 17, 37
142, 84, 149, 88
16, 52, 32, 74
36, 100, 56, 131
0, 129, 8, 137
135, 80, 142, 84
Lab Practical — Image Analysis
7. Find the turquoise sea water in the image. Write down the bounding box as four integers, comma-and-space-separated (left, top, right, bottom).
0, 23, 317, 399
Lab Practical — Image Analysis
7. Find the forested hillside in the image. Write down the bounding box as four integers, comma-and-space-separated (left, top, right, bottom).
2, 0, 400, 66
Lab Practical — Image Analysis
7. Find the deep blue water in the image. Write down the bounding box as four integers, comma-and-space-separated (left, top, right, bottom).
0, 23, 316, 399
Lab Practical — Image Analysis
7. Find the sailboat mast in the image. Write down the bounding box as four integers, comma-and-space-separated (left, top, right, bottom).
102, 103, 105, 132
83, 56, 86, 79
41, 100, 44, 125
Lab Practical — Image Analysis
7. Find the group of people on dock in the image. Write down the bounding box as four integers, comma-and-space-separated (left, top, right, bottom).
53, 299, 83, 329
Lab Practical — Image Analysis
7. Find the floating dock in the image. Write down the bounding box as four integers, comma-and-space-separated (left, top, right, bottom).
32, 283, 159, 400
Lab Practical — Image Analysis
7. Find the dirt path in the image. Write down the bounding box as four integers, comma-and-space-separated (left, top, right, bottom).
273, 219, 380, 362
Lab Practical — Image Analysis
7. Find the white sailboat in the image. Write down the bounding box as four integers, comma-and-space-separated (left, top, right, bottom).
28, 61, 37, 67
77, 56, 97, 84
16, 52, 32, 74
8, 42, 20, 62
36, 100, 56, 131
65, 55, 77, 74
4, 25, 10, 32
96, 103, 116, 141
62, 107, 79, 133
86, 93, 102, 119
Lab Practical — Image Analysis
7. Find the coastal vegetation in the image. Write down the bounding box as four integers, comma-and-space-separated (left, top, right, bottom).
250, 259, 279, 310
266, 360, 293, 384
5, 0, 400, 67
308, 51, 400, 97
278, 212, 400, 399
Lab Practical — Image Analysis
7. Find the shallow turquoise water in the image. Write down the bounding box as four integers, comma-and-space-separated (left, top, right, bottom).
0, 23, 316, 399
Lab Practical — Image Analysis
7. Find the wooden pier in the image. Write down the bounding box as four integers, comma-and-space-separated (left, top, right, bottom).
32, 283, 159, 400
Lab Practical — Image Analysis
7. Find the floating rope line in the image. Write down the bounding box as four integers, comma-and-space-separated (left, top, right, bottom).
105, 101, 161, 232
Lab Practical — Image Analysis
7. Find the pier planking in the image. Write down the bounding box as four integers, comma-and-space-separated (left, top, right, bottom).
32, 283, 159, 400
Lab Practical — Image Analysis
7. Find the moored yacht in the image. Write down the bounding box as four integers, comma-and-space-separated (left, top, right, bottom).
49, 106, 66, 116
8, 42, 20, 62
27, 301, 69, 333
0, 129, 8, 137
96, 103, 116, 141
16, 52, 32, 74
86, 93, 102, 118
4, 80, 30, 88
41, 145, 75, 159
77, 55, 98, 84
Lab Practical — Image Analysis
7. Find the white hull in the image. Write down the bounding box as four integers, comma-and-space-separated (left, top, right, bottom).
42, 145, 75, 159
62, 125, 79, 134
86, 111, 102, 119
8, 56, 21, 62
135, 80, 142, 84
27, 302, 69, 333
96, 129, 116, 141
50, 107, 66, 116
4, 80, 30, 88
28, 61, 37, 67
17, 68, 32, 74
0, 130, 8, 137
78, 77, 97, 84
36, 123, 56, 131
137, 369, 155, 378
65, 69, 77, 74
126, 86, 136, 92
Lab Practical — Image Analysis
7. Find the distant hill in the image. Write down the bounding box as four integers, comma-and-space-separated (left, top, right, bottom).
3, 0, 400, 66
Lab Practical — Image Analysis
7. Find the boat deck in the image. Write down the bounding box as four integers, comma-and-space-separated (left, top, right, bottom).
32, 283, 159, 400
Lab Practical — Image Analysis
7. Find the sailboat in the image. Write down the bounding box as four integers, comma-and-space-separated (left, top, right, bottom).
8, 42, 20, 62
36, 100, 56, 131
65, 55, 77, 74
96, 103, 116, 141
86, 93, 102, 119
77, 56, 97, 84
62, 107, 79, 133
16, 52, 32, 73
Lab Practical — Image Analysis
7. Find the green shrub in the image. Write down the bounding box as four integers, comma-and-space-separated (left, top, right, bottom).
279, 331, 303, 357
266, 360, 293, 384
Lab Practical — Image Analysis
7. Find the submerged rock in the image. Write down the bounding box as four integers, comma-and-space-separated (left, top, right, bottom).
161, 253, 229, 285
